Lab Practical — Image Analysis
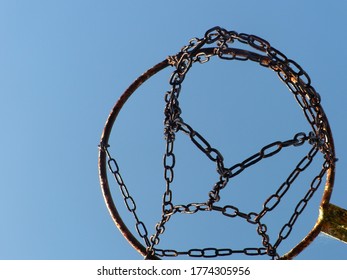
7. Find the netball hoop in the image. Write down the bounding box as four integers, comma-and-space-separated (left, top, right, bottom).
98, 27, 345, 259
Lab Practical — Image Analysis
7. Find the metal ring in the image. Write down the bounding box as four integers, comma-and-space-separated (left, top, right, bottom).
98, 44, 336, 259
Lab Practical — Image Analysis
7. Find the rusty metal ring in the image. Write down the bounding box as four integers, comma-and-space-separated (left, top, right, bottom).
98, 44, 336, 259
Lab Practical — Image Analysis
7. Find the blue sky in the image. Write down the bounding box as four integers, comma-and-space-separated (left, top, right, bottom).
0, 0, 346, 260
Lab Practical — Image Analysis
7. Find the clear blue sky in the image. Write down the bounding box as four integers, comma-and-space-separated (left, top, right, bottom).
0, 0, 346, 260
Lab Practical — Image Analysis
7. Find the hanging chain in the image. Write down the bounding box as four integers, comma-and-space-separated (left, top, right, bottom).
273, 160, 329, 250
99, 143, 151, 248
103, 27, 336, 259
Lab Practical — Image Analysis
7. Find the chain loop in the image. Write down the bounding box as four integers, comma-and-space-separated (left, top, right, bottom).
101, 27, 336, 260
101, 144, 151, 247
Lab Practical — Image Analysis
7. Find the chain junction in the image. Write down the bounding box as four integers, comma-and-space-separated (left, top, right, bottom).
101, 27, 336, 259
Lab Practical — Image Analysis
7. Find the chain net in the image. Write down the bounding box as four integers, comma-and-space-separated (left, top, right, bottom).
100, 27, 336, 259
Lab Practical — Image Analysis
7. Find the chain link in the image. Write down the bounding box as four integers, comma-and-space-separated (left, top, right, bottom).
273, 161, 328, 249
154, 246, 268, 258
257, 146, 319, 220
100, 143, 151, 248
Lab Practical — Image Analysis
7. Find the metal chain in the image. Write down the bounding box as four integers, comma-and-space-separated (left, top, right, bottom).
207, 132, 310, 206
257, 146, 319, 221
146, 66, 184, 256
153, 246, 267, 258
273, 160, 329, 249
99, 143, 151, 248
